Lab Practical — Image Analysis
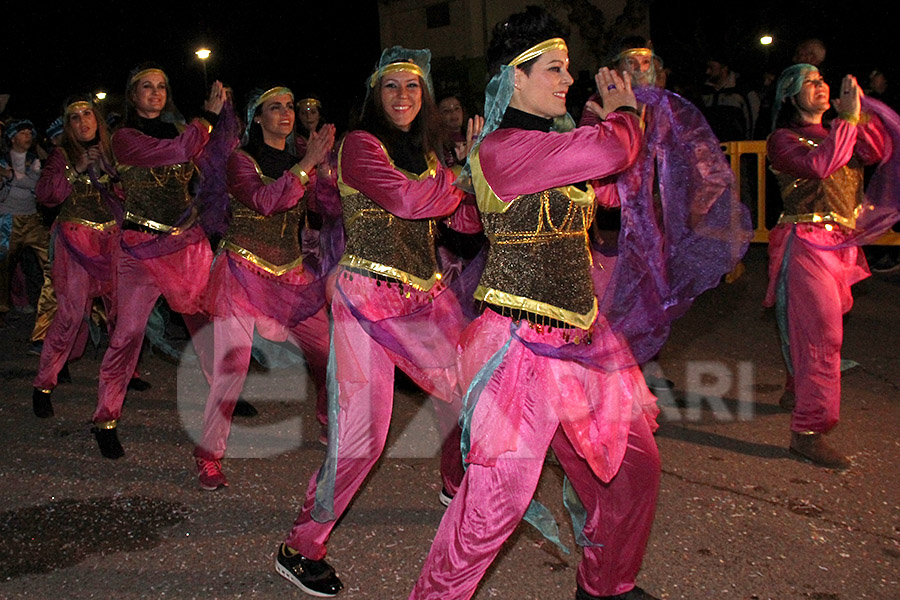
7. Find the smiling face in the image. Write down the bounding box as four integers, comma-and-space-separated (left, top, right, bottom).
510, 48, 573, 119
297, 104, 320, 133
68, 107, 98, 143
793, 71, 830, 118
438, 96, 464, 131
131, 72, 168, 119
379, 70, 423, 131
256, 93, 295, 147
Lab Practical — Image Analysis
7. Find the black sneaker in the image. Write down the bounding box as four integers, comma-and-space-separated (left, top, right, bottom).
32, 388, 53, 418
233, 397, 259, 417
275, 543, 343, 597
92, 426, 125, 459
27, 340, 43, 356
576, 586, 660, 600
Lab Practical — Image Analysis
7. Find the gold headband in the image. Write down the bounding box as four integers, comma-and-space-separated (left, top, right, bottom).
508, 37, 568, 67
65, 101, 92, 117
130, 68, 167, 86
617, 48, 653, 60
256, 86, 294, 107
297, 98, 321, 109
369, 62, 425, 88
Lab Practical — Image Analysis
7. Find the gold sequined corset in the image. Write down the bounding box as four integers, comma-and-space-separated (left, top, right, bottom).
477, 188, 598, 329
58, 168, 113, 227
118, 163, 195, 228
223, 197, 305, 275
774, 136, 864, 229
339, 191, 439, 290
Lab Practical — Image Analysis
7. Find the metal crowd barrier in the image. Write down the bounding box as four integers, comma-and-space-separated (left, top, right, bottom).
721, 141, 900, 245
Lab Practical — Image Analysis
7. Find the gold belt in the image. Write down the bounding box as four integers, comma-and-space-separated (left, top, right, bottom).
219, 239, 304, 276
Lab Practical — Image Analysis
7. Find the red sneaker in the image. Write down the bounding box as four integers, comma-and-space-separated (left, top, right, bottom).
196, 457, 228, 490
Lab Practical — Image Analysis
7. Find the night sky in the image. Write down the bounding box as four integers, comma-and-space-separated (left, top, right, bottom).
4, 2, 382, 132
4, 1, 898, 137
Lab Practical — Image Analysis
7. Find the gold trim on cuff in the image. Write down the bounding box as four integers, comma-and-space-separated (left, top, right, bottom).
94, 420, 117, 429
219, 240, 304, 276
338, 254, 440, 292
289, 164, 310, 185
474, 285, 598, 330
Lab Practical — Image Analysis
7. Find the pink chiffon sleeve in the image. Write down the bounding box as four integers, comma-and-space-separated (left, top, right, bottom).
35, 148, 72, 208
111, 119, 211, 167
226, 151, 307, 216
855, 113, 888, 165
339, 131, 462, 219
767, 120, 858, 179
479, 111, 642, 202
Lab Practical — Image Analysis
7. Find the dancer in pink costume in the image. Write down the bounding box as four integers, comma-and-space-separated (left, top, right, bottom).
274, 46, 482, 597
31, 95, 118, 418
192, 86, 336, 490
765, 63, 898, 468
293, 95, 339, 266
91, 64, 232, 459
410, 8, 660, 600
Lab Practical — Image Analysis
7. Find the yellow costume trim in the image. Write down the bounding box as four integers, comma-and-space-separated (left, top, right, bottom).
289, 164, 310, 186
468, 147, 594, 214
508, 38, 568, 67
219, 240, 305, 276
370, 62, 425, 87
335, 137, 441, 291
338, 255, 440, 291
777, 209, 860, 230
297, 98, 321, 109
475, 286, 598, 330
57, 217, 117, 230
234, 149, 307, 186
336, 138, 438, 197
94, 420, 117, 429
124, 211, 186, 235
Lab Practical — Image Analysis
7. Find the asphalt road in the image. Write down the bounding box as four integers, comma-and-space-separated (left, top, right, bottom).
1, 245, 898, 599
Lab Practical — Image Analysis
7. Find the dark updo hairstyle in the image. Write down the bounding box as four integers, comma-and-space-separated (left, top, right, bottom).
356, 60, 446, 166
242, 87, 297, 158
486, 5, 569, 77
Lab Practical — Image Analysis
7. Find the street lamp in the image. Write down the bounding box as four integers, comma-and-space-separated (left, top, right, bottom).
760, 35, 773, 46
95, 92, 107, 101
195, 47, 211, 89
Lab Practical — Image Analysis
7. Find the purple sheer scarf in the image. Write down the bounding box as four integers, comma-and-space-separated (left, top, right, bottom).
226, 255, 327, 326
517, 88, 752, 369
54, 225, 114, 282
333, 248, 485, 366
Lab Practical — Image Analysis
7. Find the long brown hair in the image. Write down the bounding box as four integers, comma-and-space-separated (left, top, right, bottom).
60, 95, 114, 167
357, 71, 447, 166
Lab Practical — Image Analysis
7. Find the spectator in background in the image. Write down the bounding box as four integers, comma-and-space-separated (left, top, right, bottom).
701, 56, 755, 141
793, 38, 827, 69
0, 120, 48, 330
